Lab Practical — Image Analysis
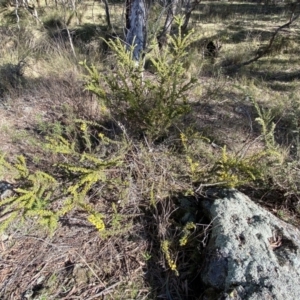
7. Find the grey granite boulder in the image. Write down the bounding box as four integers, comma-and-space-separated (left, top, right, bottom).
200, 189, 300, 300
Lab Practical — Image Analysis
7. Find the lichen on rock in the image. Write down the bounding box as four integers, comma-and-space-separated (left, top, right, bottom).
200, 189, 300, 300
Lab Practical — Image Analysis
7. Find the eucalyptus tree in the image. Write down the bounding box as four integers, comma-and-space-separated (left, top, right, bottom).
101, 0, 200, 60
125, 0, 147, 61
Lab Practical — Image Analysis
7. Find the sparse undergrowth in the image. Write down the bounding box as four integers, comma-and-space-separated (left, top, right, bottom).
1, 1, 300, 299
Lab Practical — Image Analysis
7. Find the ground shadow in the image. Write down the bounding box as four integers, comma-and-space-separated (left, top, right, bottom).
192, 1, 292, 23
250, 69, 300, 82
43, 20, 123, 56
141, 194, 211, 299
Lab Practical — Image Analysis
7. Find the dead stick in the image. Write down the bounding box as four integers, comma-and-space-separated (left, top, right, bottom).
231, 13, 300, 69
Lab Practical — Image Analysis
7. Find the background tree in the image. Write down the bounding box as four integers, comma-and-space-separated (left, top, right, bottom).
103, 0, 112, 30
125, 0, 147, 61
158, 0, 178, 48
157, 0, 199, 48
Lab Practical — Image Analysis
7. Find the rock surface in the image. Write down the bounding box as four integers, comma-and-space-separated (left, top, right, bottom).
0, 180, 14, 200
200, 189, 300, 300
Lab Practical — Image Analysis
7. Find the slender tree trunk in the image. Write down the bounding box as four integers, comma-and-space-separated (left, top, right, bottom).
103, 0, 112, 30
125, 0, 147, 61
125, 0, 133, 35
158, 0, 178, 48
181, 0, 200, 32
163, 0, 178, 36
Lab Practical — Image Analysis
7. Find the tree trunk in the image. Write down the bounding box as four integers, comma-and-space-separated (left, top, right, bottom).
125, 0, 133, 34
181, 0, 200, 32
163, 0, 178, 36
158, 0, 178, 49
125, 0, 147, 61
103, 0, 112, 30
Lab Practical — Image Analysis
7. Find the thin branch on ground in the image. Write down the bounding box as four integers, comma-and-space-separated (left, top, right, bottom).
231, 13, 300, 69
85, 281, 123, 300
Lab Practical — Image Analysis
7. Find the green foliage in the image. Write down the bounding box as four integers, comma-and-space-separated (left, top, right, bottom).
180, 132, 210, 183
161, 239, 179, 276
179, 221, 196, 246
213, 146, 267, 188
251, 96, 277, 151
160, 221, 197, 275
0, 154, 26, 179
87, 212, 105, 231
57, 148, 123, 207
0, 122, 125, 235
81, 17, 197, 140
44, 124, 125, 232
100, 202, 133, 239
0, 156, 59, 233
283, 96, 300, 160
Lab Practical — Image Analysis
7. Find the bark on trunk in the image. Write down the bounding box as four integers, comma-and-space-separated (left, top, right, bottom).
181, 0, 200, 32
125, 0, 133, 34
158, 0, 178, 49
103, 0, 112, 30
125, 0, 147, 61
163, 0, 178, 36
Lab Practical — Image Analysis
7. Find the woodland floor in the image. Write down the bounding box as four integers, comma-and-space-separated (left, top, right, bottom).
0, 1, 300, 299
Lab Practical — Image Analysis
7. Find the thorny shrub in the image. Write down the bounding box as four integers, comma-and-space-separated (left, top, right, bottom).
81, 16, 197, 140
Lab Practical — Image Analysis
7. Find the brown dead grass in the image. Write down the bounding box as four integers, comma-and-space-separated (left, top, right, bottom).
1, 1, 300, 299
0, 215, 149, 299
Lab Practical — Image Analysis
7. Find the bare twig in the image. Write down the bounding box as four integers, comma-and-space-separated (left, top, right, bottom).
65, 25, 77, 58
15, 0, 20, 30
85, 281, 123, 300
195, 181, 227, 194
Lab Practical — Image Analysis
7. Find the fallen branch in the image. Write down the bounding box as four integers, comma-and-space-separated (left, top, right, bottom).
232, 13, 300, 69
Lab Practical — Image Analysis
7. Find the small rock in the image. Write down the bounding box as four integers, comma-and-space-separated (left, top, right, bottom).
0, 180, 14, 200
73, 264, 89, 285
